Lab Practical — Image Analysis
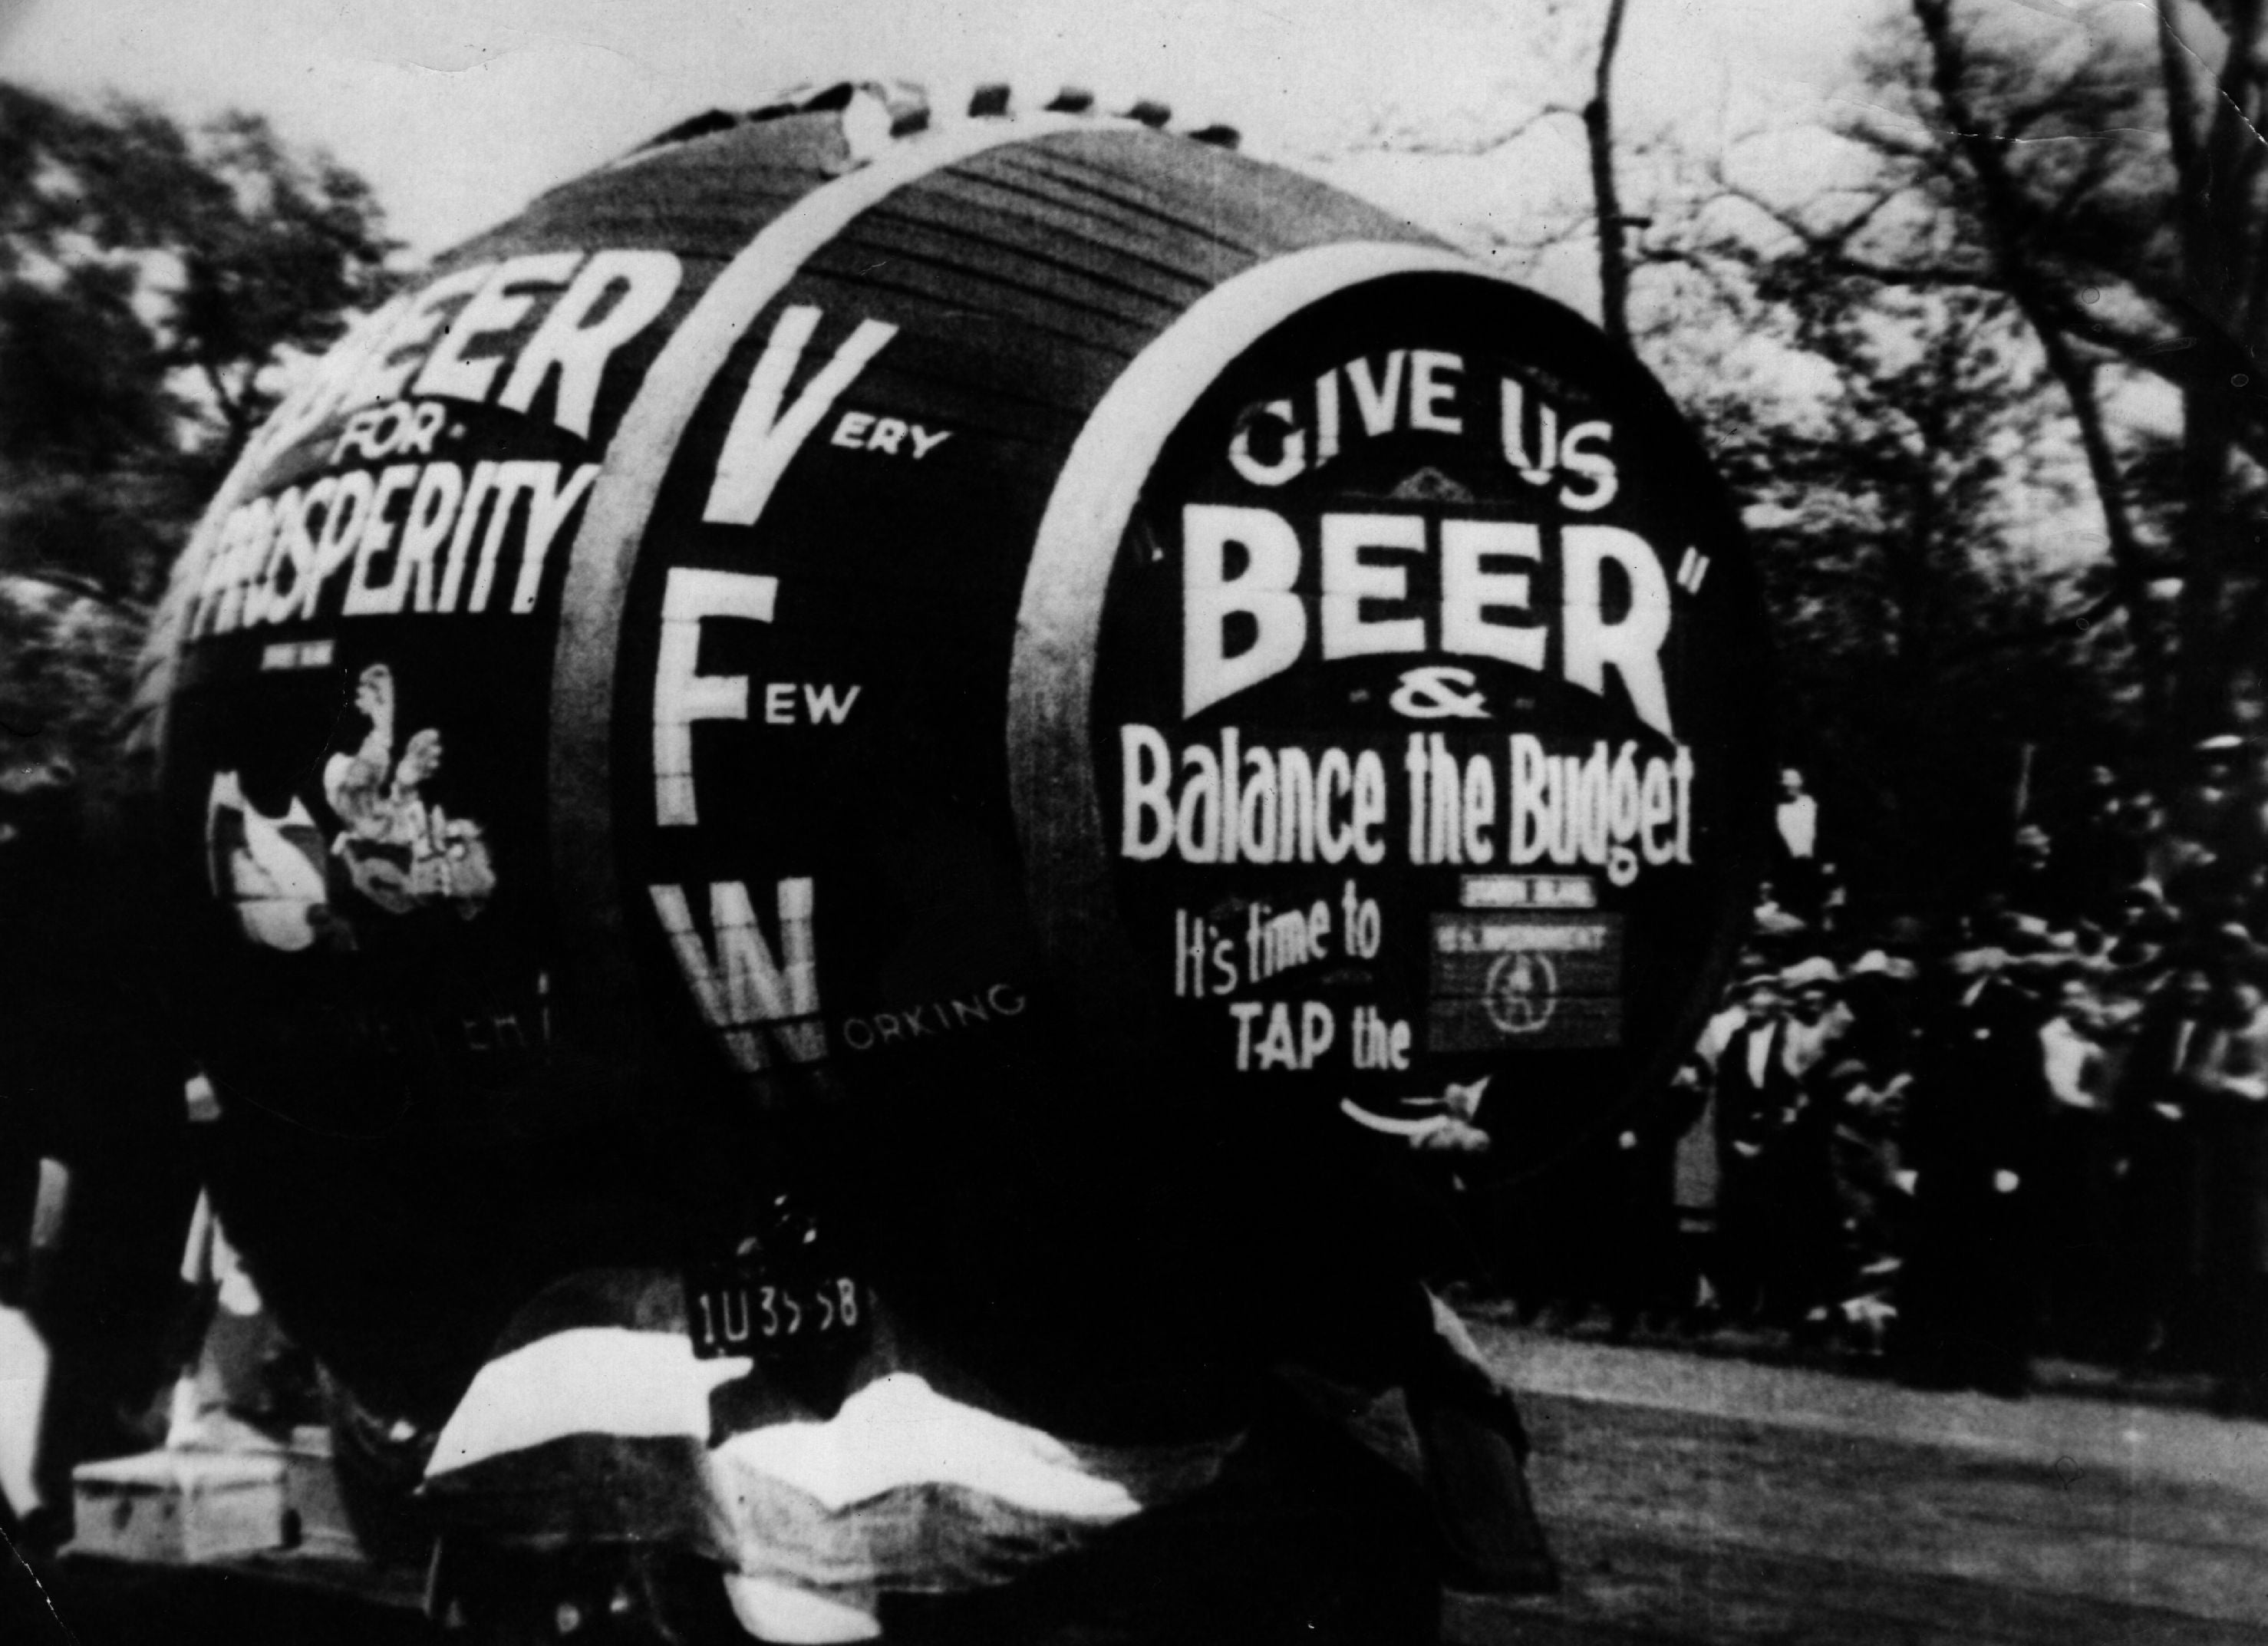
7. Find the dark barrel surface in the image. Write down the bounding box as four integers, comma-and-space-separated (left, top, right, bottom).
134, 104, 1772, 1419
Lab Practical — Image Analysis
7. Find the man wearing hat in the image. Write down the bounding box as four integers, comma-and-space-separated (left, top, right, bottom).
2111, 958, 2219, 1367
1770, 957, 1848, 1334
1713, 969, 1800, 1326
1897, 945, 2047, 1395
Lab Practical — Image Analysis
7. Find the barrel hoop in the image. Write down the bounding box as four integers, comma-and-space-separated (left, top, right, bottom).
1006, 243, 1513, 1054
546, 114, 1132, 1069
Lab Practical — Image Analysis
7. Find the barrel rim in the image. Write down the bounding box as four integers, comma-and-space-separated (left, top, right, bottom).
1004, 252, 1773, 1161
542, 113, 1151, 1091
1007, 245, 1543, 1060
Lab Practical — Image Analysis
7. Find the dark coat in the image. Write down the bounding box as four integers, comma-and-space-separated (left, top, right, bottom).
1896, 969, 2047, 1387
1715, 1020, 1803, 1164
2110, 988, 2219, 1285
1905, 972, 2044, 1185
2197, 1008, 2268, 1278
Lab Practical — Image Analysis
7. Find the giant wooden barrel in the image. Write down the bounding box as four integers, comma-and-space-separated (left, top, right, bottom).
137, 94, 1772, 1422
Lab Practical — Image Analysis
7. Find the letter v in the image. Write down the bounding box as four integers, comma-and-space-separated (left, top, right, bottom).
704, 305, 898, 526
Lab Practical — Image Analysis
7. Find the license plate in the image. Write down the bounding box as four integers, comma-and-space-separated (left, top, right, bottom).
684, 1265, 865, 1359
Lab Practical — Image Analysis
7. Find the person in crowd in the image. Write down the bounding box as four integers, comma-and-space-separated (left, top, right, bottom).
1594, 1076, 1692, 1341
1713, 970, 1802, 1326
1749, 881, 1810, 955
1812, 859, 1851, 940
1780, 958, 1849, 1078
2194, 956, 2268, 1414
1841, 948, 1920, 1066
1501, 728, 2268, 1410
1897, 945, 2045, 1396
1818, 1056, 1907, 1353
1772, 768, 1825, 922
2233, 741, 2268, 869
2132, 787, 2220, 912
1767, 959, 1851, 1337
1501, 1128, 1622, 1334
2054, 768, 2140, 923
1666, 968, 1769, 1331
2034, 969, 2113, 1357
2109, 889, 2184, 975
1825, 949, 1920, 1349
1663, 1055, 1721, 1330
0, 750, 195, 1539
2067, 918, 2117, 975
1997, 825, 2069, 925
2111, 959, 2217, 1367
2117, 789, 2170, 890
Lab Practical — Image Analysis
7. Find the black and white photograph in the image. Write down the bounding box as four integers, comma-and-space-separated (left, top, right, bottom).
1, 2, 2264, 1641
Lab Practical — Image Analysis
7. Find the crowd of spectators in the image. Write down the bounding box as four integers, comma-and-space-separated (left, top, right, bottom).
1492, 745, 2268, 1411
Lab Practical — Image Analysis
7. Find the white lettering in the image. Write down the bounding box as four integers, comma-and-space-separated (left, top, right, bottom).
1122, 725, 1173, 859
415, 252, 581, 404
1562, 525, 1674, 737
362, 460, 451, 616
1182, 503, 1306, 717
1500, 377, 1557, 484
648, 878, 822, 1070
1346, 351, 1406, 437
1409, 350, 1463, 434
1439, 520, 1543, 671
509, 461, 600, 613
1228, 399, 1305, 487
704, 305, 898, 525
500, 249, 683, 438
803, 683, 860, 724
341, 463, 421, 618
654, 568, 780, 827
1559, 420, 1618, 511
1320, 513, 1424, 660
352, 264, 493, 411
1507, 733, 1695, 873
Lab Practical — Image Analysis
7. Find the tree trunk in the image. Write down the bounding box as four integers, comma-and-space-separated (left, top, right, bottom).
1584, 0, 1634, 347
1909, 0, 2175, 737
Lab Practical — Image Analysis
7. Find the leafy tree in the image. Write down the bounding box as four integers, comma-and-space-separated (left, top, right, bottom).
0, 84, 399, 601
0, 84, 397, 796
1686, 273, 2130, 914
1720, 1, 2267, 744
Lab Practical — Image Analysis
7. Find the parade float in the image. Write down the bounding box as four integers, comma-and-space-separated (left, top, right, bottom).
120, 82, 1772, 1638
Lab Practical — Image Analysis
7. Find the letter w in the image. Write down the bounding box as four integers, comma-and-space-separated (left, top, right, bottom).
704, 305, 898, 526
803, 684, 860, 724
648, 878, 825, 1070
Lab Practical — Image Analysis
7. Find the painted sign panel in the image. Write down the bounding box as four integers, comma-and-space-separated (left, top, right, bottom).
158, 249, 689, 1133
1086, 272, 1771, 1168
1426, 911, 1624, 1052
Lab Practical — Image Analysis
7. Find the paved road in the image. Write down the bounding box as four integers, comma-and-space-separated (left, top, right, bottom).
10, 1324, 2265, 1644
1452, 1321, 2268, 1645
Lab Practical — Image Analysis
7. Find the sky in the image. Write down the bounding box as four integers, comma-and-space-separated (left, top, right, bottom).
0, 0, 1908, 267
